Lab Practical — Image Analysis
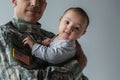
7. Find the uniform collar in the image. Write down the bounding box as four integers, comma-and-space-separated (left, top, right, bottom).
12, 17, 41, 32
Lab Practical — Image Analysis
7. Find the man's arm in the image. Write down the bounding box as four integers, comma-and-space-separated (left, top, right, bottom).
75, 40, 87, 70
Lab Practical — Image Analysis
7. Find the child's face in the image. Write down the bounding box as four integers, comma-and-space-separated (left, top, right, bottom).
58, 9, 87, 41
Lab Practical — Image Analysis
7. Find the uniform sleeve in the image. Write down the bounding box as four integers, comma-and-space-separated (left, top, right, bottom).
0, 26, 8, 52
32, 40, 76, 64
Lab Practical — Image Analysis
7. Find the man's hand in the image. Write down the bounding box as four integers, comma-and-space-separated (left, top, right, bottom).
75, 40, 87, 70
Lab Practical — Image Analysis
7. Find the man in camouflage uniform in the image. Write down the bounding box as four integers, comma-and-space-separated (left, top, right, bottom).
0, 0, 88, 80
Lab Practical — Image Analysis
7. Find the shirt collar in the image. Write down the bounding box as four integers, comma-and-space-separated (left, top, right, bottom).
12, 17, 41, 32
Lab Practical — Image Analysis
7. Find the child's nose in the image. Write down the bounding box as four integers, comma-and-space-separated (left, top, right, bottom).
65, 26, 73, 33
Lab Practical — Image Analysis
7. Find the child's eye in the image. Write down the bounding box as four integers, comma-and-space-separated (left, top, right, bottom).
65, 21, 69, 25
74, 26, 81, 31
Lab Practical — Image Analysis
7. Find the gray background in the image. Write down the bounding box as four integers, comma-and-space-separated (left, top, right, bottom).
0, 0, 120, 80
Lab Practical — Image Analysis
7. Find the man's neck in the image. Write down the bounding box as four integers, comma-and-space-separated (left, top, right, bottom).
12, 17, 41, 32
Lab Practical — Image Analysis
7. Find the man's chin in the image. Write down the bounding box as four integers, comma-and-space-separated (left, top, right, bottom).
24, 17, 38, 24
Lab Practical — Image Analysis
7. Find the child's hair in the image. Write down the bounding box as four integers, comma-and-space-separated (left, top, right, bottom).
64, 7, 89, 28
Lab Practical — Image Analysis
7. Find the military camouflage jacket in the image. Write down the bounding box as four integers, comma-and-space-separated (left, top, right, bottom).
0, 18, 88, 80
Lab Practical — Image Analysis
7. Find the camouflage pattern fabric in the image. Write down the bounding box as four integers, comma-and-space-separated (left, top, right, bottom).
0, 25, 38, 80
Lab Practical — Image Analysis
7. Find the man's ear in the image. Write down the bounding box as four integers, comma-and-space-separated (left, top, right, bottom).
11, 0, 17, 7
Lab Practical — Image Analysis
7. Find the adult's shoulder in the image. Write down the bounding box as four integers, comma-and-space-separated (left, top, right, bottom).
0, 24, 7, 32
0, 21, 15, 33
0, 21, 12, 29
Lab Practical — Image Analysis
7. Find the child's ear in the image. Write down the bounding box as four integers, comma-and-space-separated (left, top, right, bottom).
82, 30, 86, 35
60, 16, 63, 21
78, 30, 86, 39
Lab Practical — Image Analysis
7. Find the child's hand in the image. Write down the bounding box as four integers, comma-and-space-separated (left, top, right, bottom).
23, 36, 35, 48
42, 38, 51, 46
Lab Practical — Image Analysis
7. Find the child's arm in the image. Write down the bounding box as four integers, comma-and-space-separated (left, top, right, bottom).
23, 37, 76, 64
31, 40, 76, 64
